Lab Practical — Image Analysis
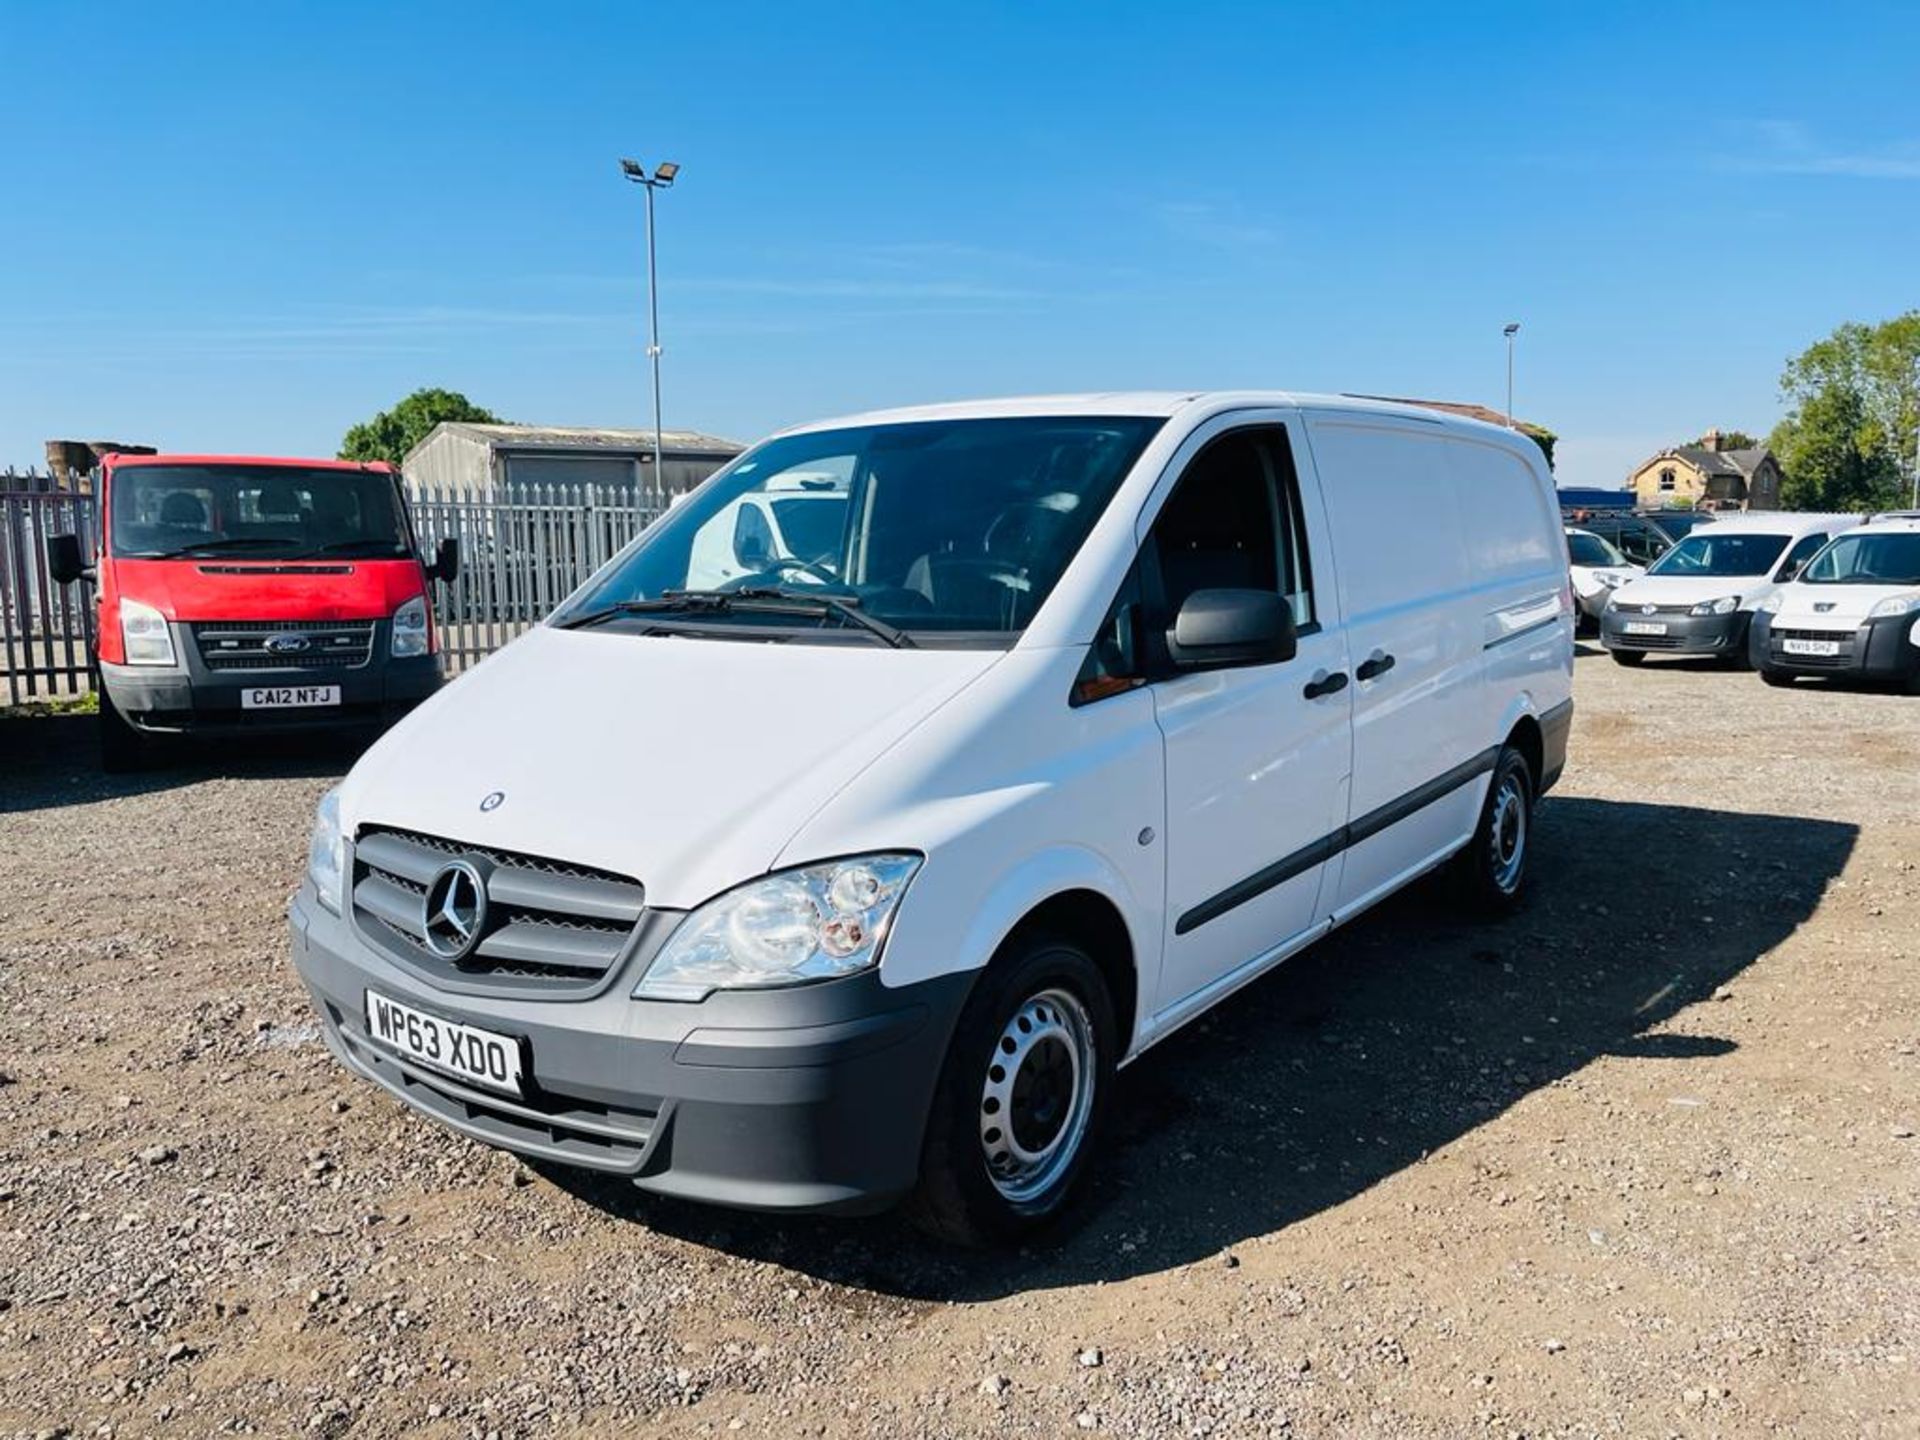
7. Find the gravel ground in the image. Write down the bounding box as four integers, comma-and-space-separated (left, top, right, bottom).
2, 647, 1917, 1439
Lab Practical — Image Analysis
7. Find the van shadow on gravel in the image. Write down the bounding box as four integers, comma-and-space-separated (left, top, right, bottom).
547, 796, 1855, 1299
1, 711, 359, 812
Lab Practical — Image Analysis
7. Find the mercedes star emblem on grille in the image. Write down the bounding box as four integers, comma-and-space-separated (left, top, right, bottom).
264, 632, 312, 655
422, 860, 488, 962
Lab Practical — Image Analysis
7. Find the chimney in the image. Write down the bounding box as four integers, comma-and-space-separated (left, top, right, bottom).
1702, 428, 1724, 452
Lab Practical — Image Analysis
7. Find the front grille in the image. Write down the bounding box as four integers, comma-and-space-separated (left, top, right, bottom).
327, 1002, 662, 1173
1616, 602, 1696, 616
192, 619, 375, 670
1616, 633, 1686, 649
351, 827, 645, 994
1770, 627, 1857, 668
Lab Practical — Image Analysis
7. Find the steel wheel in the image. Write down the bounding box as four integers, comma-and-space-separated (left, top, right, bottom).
978, 987, 1097, 1206
1488, 768, 1528, 895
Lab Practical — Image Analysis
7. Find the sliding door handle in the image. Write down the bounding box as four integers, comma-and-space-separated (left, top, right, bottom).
1356, 650, 1397, 682
1303, 669, 1349, 700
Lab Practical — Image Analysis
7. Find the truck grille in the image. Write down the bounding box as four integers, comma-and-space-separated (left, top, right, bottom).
192, 619, 375, 670
350, 827, 646, 994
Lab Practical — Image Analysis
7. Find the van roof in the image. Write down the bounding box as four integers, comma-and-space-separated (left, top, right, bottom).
1674, 511, 1859, 536
778, 391, 1539, 448
1859, 512, 1920, 532
104, 453, 395, 474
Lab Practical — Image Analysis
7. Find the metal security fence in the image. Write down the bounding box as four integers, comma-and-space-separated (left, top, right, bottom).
0, 475, 670, 703
405, 482, 669, 673
1, 477, 98, 704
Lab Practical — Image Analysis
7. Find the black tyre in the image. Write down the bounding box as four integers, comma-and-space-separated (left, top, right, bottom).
1454, 746, 1533, 915
97, 686, 147, 773
908, 935, 1116, 1246
1609, 649, 1645, 668
1759, 668, 1796, 689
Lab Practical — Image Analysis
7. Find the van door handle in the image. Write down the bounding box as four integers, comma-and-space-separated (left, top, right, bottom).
1303, 669, 1349, 700
1356, 650, 1396, 682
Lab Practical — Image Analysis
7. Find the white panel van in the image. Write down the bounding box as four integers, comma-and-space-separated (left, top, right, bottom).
289, 393, 1574, 1243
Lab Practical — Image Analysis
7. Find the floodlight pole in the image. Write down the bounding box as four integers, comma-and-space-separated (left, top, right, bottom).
1503, 322, 1521, 429
620, 159, 678, 488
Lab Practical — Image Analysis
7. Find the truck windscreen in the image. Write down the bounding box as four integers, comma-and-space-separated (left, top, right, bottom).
109, 465, 410, 560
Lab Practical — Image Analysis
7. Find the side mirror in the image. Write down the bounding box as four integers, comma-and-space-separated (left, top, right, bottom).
1167, 588, 1298, 671
430, 536, 460, 583
734, 534, 773, 572
46, 533, 89, 586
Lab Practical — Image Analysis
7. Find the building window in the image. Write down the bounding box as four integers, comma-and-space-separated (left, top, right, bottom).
1658, 467, 1676, 492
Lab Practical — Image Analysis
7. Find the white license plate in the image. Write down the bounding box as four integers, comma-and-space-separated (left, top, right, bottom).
363, 990, 524, 1095
242, 684, 340, 709
1783, 638, 1841, 657
1623, 621, 1667, 635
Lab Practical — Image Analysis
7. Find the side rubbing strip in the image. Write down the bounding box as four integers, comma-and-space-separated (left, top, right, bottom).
1172, 745, 1502, 936
1484, 615, 1562, 651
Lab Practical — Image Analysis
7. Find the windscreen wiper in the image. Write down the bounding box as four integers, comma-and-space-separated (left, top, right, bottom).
553, 588, 915, 648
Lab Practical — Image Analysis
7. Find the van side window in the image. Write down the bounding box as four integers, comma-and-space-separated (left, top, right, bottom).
1149, 427, 1315, 630
733, 503, 775, 569
1070, 562, 1145, 706
1777, 532, 1826, 581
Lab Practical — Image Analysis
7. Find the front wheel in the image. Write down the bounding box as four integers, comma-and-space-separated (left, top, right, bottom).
1759, 668, 1796, 688
97, 685, 148, 773
908, 937, 1116, 1246
1609, 649, 1645, 667
1454, 746, 1534, 915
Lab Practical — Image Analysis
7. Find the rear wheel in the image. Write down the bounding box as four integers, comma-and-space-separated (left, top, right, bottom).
908, 936, 1116, 1246
1454, 746, 1533, 915
97, 685, 147, 773
1609, 650, 1645, 668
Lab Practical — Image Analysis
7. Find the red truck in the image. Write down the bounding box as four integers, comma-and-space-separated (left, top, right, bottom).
47, 453, 457, 770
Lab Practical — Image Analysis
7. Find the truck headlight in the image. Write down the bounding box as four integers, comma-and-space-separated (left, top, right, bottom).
119, 597, 177, 666
1867, 593, 1920, 619
1690, 595, 1740, 617
306, 788, 346, 914
390, 595, 430, 657
635, 853, 922, 1001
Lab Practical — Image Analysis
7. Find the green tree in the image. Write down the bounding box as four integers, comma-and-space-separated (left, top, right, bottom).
1769, 382, 1902, 512
1773, 311, 1919, 508
339, 388, 503, 466
1686, 429, 1759, 451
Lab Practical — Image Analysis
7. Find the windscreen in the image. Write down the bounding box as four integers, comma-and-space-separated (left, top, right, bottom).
1646, 531, 1788, 579
1566, 532, 1626, 567
109, 464, 410, 560
1801, 531, 1920, 586
558, 415, 1164, 638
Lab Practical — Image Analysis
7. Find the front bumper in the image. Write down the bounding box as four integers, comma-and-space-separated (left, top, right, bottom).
102, 618, 440, 735
1599, 606, 1750, 656
288, 883, 972, 1214
1750, 612, 1920, 682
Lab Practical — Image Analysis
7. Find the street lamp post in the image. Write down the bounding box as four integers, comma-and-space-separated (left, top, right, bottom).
619, 158, 679, 486
1503, 322, 1521, 429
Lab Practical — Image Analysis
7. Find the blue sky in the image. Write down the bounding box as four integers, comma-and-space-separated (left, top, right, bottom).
3, 1, 1917, 487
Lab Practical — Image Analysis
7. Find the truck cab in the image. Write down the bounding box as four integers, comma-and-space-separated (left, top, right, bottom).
48, 454, 457, 770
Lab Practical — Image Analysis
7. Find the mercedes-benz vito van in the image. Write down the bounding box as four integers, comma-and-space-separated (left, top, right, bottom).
1751, 514, 1920, 689
288, 393, 1573, 1242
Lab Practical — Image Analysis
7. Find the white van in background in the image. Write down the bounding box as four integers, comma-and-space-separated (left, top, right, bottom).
289, 392, 1573, 1243
1752, 514, 1920, 689
1598, 511, 1862, 667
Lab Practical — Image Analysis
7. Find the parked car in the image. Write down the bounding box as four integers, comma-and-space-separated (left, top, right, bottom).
47, 453, 458, 770
1752, 515, 1920, 689
288, 392, 1573, 1243
1564, 510, 1680, 567
1566, 527, 1642, 633
1598, 512, 1860, 668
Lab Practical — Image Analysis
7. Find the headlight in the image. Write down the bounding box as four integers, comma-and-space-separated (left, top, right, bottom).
635, 853, 922, 1001
118, 597, 177, 666
1689, 595, 1740, 617
1597, 571, 1627, 589
390, 594, 431, 657
306, 788, 346, 914
1867, 593, 1920, 619
1757, 592, 1786, 615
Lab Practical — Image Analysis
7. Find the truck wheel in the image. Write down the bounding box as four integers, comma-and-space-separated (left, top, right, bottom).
1759, 668, 1796, 689
97, 687, 147, 774
1609, 650, 1645, 667
1454, 746, 1533, 915
908, 936, 1116, 1246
